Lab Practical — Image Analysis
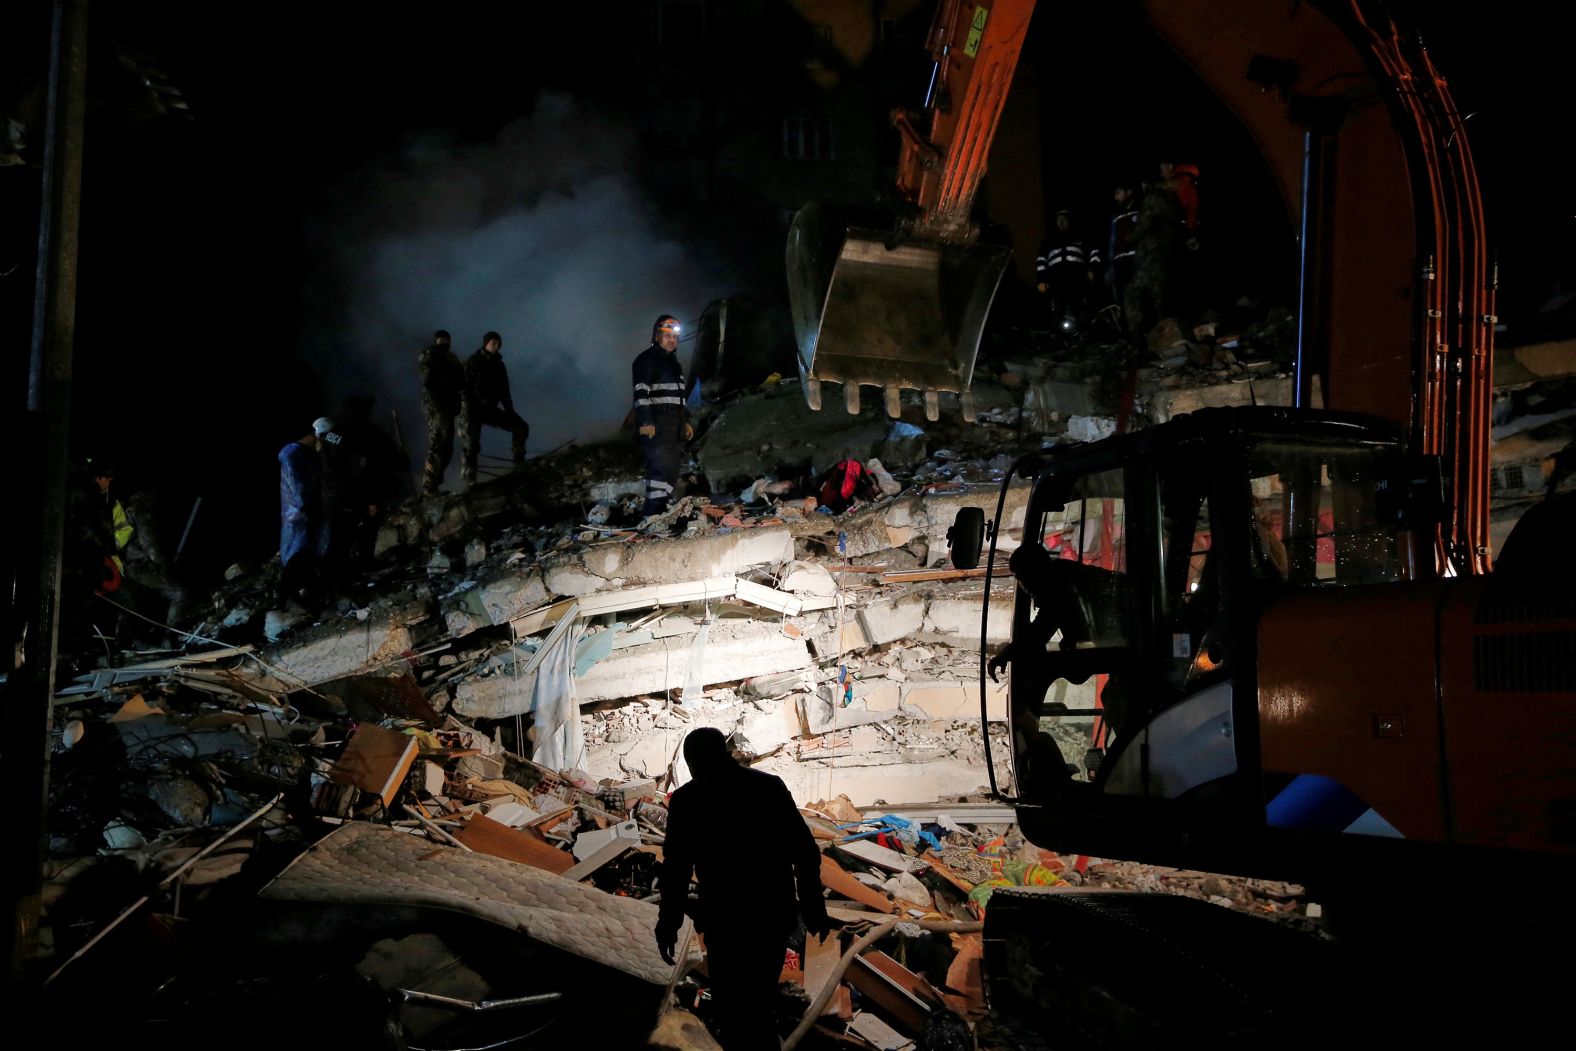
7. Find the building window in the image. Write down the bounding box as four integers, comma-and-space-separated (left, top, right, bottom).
1504, 464, 1525, 492
783, 116, 834, 161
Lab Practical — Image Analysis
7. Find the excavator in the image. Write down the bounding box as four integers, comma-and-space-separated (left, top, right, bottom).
805, 0, 1576, 1045
786, 0, 1031, 421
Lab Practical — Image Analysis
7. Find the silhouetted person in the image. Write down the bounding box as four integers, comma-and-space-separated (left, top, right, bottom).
459, 331, 529, 489
278, 426, 324, 609
656, 727, 828, 1050
419, 330, 465, 494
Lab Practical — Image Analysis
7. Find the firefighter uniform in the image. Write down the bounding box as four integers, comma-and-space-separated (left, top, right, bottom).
1036, 211, 1101, 319
1108, 191, 1141, 329
632, 316, 689, 517
419, 332, 465, 493
459, 333, 529, 489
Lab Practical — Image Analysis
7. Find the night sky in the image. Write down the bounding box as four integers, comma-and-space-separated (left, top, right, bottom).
1, 1, 1567, 589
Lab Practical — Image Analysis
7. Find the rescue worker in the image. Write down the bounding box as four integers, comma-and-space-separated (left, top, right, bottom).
1127, 171, 1186, 344
418, 329, 465, 494
631, 315, 693, 517
1035, 207, 1100, 322
278, 425, 324, 609
656, 728, 829, 1050
459, 331, 529, 489
1108, 180, 1141, 328
315, 416, 368, 592
1160, 159, 1206, 310
90, 459, 133, 581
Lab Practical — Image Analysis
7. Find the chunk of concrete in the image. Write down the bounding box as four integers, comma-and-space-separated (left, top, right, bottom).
780, 560, 837, 597
617, 526, 794, 585
544, 560, 608, 598
256, 616, 415, 690
473, 568, 549, 624
857, 594, 927, 646
921, 595, 1012, 643
577, 619, 811, 705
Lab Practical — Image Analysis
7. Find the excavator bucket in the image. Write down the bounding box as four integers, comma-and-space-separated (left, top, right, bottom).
786, 202, 1011, 419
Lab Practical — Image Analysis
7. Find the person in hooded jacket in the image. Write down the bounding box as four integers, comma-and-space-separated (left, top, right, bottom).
656, 728, 829, 1050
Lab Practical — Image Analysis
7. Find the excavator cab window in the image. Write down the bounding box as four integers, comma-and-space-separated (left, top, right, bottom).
1159, 473, 1223, 692
1245, 442, 1404, 587
1012, 466, 1135, 794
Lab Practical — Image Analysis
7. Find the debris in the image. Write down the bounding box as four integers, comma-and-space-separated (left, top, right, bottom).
454, 812, 573, 873
330, 723, 420, 808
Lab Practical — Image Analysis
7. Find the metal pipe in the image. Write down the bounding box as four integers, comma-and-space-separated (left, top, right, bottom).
7, 0, 89, 978
397, 989, 562, 1012
1294, 129, 1321, 409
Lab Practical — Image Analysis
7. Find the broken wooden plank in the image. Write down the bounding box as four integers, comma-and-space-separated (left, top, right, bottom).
848, 953, 931, 1034
875, 566, 1011, 585
455, 813, 574, 875
560, 838, 631, 882
329, 723, 419, 808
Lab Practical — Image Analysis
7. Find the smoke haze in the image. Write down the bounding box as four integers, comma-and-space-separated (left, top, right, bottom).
302, 93, 720, 476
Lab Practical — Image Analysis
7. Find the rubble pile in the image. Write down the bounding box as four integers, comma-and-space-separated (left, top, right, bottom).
37, 349, 1324, 1046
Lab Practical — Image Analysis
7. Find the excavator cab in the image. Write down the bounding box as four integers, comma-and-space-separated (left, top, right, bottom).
971, 408, 1452, 878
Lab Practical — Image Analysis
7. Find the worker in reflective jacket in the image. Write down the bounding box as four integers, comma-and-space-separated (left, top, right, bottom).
631, 315, 693, 517
1036, 208, 1100, 321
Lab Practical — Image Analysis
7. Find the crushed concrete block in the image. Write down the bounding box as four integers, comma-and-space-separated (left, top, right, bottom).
802, 689, 920, 735
464, 538, 488, 568
731, 699, 797, 758
544, 559, 608, 598
780, 560, 836, 597
1067, 415, 1118, 443
474, 568, 549, 625
263, 608, 309, 641
857, 594, 927, 646
616, 526, 794, 585
901, 681, 1008, 722
577, 619, 811, 705
583, 544, 624, 578
921, 595, 1011, 643
257, 616, 415, 689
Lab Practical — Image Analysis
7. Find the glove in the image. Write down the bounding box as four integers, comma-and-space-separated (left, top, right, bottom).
638, 424, 656, 439
802, 905, 833, 940
1035, 282, 1048, 294
682, 422, 694, 441
655, 921, 679, 965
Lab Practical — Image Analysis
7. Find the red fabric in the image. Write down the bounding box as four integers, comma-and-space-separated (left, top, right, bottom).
819, 460, 865, 508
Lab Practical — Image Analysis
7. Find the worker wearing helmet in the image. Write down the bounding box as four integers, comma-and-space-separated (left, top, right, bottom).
632, 315, 693, 518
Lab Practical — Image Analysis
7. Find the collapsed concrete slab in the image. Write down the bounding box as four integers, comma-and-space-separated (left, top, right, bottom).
614, 526, 795, 586
443, 567, 549, 638
793, 483, 1030, 565
454, 617, 813, 718
577, 618, 811, 704
251, 616, 415, 692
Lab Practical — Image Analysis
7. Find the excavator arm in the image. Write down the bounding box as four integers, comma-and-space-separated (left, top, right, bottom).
1141, 0, 1493, 572
786, 1, 1035, 421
